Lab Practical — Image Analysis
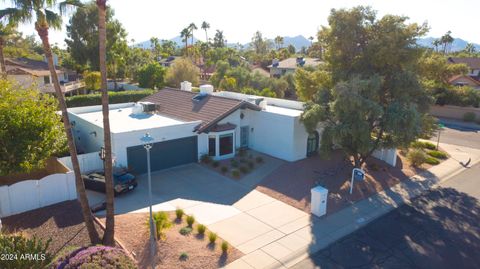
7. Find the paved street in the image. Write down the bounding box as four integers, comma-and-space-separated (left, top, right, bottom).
430, 119, 480, 149
292, 125, 480, 269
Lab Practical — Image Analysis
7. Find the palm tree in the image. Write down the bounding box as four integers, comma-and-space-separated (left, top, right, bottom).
274, 35, 284, 50
96, 0, 115, 246
464, 43, 476, 54
201, 21, 210, 43
188, 22, 197, 48
0, 0, 100, 244
309, 36, 314, 45
180, 27, 189, 56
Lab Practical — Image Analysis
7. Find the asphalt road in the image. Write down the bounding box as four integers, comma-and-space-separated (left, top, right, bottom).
429, 120, 480, 149
293, 121, 480, 269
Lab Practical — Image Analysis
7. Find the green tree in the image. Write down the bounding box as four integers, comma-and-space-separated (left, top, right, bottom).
418, 52, 469, 89
463, 43, 476, 55
213, 30, 225, 48
65, 2, 128, 71
294, 68, 333, 101
83, 70, 101, 91
301, 6, 432, 168
259, 88, 276, 97
188, 22, 197, 48
1, 0, 101, 244
251, 31, 269, 55
219, 76, 237, 91
0, 21, 19, 74
439, 31, 454, 54
287, 44, 296, 54
180, 27, 189, 55
0, 80, 67, 175
137, 62, 166, 89
165, 57, 199, 87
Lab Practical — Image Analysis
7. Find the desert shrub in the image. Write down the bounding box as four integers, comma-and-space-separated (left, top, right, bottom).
220, 166, 229, 174
200, 154, 212, 164
196, 224, 206, 235
175, 208, 184, 220
150, 211, 172, 239
230, 159, 239, 167
427, 150, 448, 159
247, 161, 255, 169
410, 141, 436, 150
425, 157, 440, 165
422, 141, 437, 150
255, 156, 264, 163
221, 241, 229, 253
407, 149, 427, 167
463, 112, 476, 122
231, 169, 241, 178
66, 89, 155, 107
212, 161, 220, 168
50, 246, 136, 268
179, 227, 192, 236
186, 215, 195, 227
179, 252, 189, 261
239, 166, 249, 174
208, 232, 217, 244
0, 233, 52, 269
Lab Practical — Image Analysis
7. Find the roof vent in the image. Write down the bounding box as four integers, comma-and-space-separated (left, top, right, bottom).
192, 92, 208, 102
141, 102, 156, 113
199, 84, 214, 94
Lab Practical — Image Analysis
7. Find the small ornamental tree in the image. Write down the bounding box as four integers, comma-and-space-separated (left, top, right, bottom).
83, 71, 101, 91
0, 80, 67, 175
165, 58, 199, 88
136, 62, 166, 89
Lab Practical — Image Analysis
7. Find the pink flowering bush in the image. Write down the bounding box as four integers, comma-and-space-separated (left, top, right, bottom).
51, 245, 136, 269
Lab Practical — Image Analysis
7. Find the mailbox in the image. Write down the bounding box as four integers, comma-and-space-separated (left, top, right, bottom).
311, 185, 328, 217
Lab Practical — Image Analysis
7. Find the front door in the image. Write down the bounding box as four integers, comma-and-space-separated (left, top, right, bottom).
240, 126, 249, 148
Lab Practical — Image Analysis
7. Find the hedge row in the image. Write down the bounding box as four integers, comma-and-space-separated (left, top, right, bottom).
66, 89, 155, 107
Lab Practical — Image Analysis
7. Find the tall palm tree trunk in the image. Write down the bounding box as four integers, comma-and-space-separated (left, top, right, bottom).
0, 37, 6, 75
97, 0, 115, 246
205, 30, 208, 44
36, 25, 100, 244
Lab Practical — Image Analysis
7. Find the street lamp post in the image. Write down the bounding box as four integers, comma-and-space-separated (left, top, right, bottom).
141, 133, 156, 268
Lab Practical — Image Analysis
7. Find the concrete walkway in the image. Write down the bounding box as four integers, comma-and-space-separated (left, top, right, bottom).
224, 142, 480, 269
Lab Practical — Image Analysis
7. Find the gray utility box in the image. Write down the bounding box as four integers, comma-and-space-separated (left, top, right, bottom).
311, 185, 328, 217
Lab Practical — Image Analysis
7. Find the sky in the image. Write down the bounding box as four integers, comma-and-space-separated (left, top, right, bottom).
3, 0, 480, 47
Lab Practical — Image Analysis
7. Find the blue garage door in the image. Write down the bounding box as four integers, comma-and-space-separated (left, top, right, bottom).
127, 136, 198, 175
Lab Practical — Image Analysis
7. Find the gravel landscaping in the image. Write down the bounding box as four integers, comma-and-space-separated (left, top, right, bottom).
1, 200, 104, 256
256, 149, 445, 215
110, 212, 243, 269
201, 149, 266, 180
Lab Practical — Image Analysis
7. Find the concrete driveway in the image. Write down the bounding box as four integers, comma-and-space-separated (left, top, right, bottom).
87, 163, 311, 268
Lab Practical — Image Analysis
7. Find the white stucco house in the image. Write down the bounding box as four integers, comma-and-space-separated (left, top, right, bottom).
67, 84, 323, 174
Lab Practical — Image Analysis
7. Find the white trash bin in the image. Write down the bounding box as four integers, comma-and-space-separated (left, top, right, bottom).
311, 185, 328, 217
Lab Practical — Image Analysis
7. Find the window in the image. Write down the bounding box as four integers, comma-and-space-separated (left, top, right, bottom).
208, 136, 216, 156
43, 76, 50, 84
219, 133, 233, 156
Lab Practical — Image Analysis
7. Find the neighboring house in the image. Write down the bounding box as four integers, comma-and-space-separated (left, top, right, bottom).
268, 57, 322, 77
448, 74, 480, 90
448, 57, 480, 77
67, 84, 323, 175
447, 57, 480, 89
251, 65, 270, 77
5, 57, 84, 95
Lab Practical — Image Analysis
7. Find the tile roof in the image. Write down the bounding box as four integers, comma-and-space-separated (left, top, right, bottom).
141, 88, 260, 133
5, 58, 65, 76
448, 57, 480, 70
448, 74, 480, 86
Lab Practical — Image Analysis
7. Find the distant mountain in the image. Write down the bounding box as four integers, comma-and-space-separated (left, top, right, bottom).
135, 36, 200, 49
282, 35, 312, 51
417, 37, 480, 52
